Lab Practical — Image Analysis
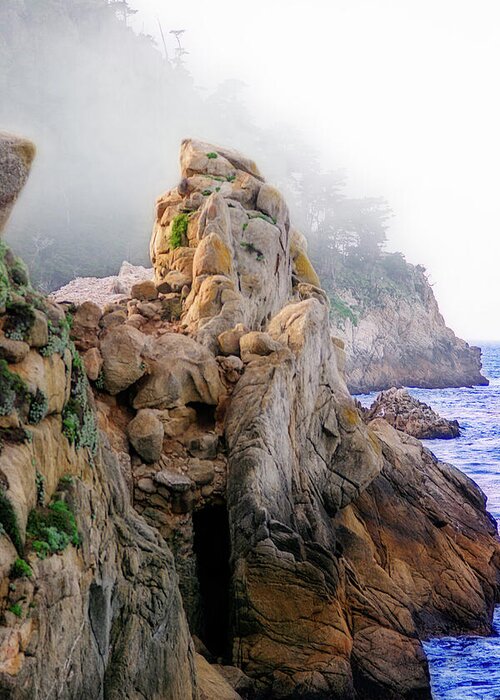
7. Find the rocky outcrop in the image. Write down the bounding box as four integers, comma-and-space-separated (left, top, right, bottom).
363, 387, 461, 439
330, 260, 488, 394
0, 133, 35, 234
5, 136, 500, 700
0, 133, 197, 699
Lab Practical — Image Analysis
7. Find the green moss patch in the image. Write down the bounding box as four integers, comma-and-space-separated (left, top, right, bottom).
170, 213, 189, 249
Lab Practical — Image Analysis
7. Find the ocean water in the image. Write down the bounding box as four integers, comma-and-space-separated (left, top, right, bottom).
359, 343, 500, 699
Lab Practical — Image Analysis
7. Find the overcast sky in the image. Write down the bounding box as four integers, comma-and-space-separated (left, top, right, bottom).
131, 0, 500, 341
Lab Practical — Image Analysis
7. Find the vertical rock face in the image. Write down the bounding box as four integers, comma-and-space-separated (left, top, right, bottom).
148, 140, 499, 699
331, 262, 488, 393
0, 133, 197, 699
3, 136, 500, 700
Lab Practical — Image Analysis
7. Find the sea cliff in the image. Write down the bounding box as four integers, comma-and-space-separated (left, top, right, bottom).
328, 256, 488, 394
0, 134, 498, 699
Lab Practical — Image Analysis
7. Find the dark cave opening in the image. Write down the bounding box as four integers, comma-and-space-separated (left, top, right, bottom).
193, 504, 231, 660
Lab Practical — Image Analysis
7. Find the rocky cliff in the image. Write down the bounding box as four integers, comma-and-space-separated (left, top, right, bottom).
328, 256, 488, 394
0, 134, 499, 700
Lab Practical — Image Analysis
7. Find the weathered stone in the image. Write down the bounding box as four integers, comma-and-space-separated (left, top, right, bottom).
0, 332, 29, 363
364, 387, 461, 439
137, 301, 159, 320
0, 133, 35, 234
126, 313, 146, 329
71, 301, 102, 351
196, 654, 241, 700
127, 409, 164, 463
217, 354, 244, 383
131, 280, 158, 301
186, 434, 218, 460
136, 477, 157, 494
27, 309, 49, 348
157, 406, 197, 438
157, 269, 191, 294
332, 263, 489, 394
217, 324, 247, 356
100, 325, 148, 395
256, 183, 289, 227
187, 459, 215, 486
154, 470, 192, 493
14, 350, 69, 415
100, 310, 127, 328
133, 333, 223, 410
83, 347, 103, 382
239, 331, 282, 362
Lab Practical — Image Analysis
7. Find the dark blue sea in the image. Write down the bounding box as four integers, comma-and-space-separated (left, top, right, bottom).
359, 343, 500, 699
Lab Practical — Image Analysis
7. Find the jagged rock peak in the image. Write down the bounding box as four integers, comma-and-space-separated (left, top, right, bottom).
0, 132, 36, 234
150, 138, 322, 351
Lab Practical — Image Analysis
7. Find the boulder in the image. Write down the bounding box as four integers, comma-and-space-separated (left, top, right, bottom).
157, 269, 192, 294
127, 409, 164, 463
71, 301, 102, 351
100, 325, 148, 395
217, 324, 247, 356
239, 331, 282, 362
195, 654, 241, 700
83, 347, 103, 382
133, 333, 223, 410
131, 280, 158, 301
27, 309, 49, 348
157, 406, 197, 437
154, 470, 192, 493
0, 332, 29, 363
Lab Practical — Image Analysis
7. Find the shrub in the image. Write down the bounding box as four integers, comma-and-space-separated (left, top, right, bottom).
28, 389, 49, 424
4, 301, 35, 341
35, 471, 46, 506
170, 214, 189, 249
10, 558, 32, 579
0, 360, 29, 417
0, 490, 23, 554
27, 498, 80, 558
8, 603, 22, 618
40, 315, 71, 357
206, 152, 218, 159
61, 345, 98, 454
32, 540, 50, 559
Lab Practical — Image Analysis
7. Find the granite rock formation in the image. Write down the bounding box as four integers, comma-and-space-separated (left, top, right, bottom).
0, 133, 197, 699
2, 135, 499, 700
331, 261, 488, 394
363, 387, 461, 439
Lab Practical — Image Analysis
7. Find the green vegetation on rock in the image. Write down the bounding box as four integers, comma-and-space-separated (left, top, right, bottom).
27, 498, 80, 558
40, 315, 72, 357
206, 152, 218, 159
8, 603, 23, 618
0, 359, 29, 417
62, 344, 98, 454
170, 213, 189, 249
0, 489, 23, 554
10, 557, 32, 579
28, 389, 49, 425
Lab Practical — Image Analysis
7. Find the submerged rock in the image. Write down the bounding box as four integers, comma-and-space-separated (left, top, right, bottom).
364, 387, 461, 439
